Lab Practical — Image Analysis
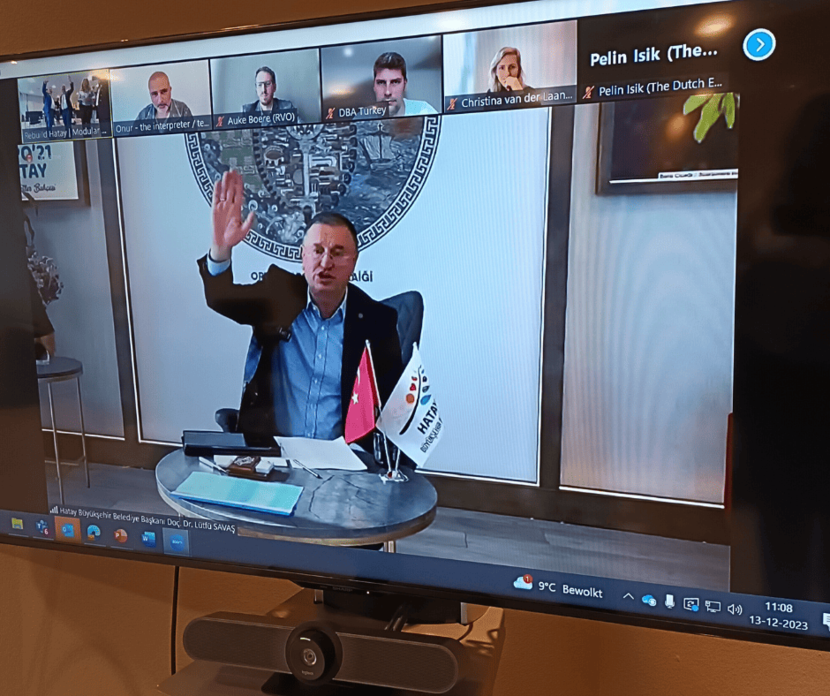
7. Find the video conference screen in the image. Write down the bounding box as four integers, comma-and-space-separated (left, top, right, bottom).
2, 0, 828, 647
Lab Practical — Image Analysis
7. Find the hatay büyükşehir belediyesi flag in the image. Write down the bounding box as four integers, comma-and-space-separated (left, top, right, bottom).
377, 344, 444, 467
344, 343, 381, 444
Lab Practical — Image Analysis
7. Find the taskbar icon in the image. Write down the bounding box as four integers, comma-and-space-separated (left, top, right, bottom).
513, 573, 533, 590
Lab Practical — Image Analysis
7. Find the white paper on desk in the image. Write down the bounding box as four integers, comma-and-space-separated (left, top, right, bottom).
213, 455, 290, 470
277, 436, 368, 471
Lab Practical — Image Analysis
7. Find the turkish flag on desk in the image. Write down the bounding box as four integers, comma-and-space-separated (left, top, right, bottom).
344, 345, 380, 443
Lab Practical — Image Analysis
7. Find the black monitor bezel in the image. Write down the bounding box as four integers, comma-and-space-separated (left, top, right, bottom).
2, 0, 828, 655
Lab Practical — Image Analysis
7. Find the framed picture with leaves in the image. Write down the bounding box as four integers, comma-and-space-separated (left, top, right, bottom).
596, 93, 739, 195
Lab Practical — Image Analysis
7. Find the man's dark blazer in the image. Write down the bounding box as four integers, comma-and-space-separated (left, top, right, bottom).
242, 98, 296, 115
95, 80, 111, 123
197, 255, 403, 445
60, 82, 74, 127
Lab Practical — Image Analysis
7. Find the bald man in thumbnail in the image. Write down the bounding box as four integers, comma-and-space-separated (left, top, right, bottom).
134, 71, 193, 122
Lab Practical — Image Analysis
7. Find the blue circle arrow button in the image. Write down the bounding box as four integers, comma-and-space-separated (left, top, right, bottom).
743, 28, 776, 61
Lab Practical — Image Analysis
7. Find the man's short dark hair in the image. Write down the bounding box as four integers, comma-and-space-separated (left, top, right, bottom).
306, 211, 359, 251
373, 52, 407, 80
255, 66, 276, 84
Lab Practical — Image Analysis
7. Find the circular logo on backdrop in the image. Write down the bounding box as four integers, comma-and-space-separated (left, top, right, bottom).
185, 116, 441, 261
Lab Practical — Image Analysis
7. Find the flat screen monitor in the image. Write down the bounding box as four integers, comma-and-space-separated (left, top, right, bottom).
2, 0, 830, 659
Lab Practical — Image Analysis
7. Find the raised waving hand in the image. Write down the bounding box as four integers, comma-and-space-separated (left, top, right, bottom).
210, 170, 256, 262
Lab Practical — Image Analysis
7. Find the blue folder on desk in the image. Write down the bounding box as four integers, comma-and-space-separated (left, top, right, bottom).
172, 472, 302, 516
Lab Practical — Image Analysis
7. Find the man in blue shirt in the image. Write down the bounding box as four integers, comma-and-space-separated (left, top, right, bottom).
41, 80, 54, 136
198, 170, 402, 448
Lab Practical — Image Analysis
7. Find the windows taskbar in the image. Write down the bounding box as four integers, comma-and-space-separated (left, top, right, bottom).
2, 505, 829, 644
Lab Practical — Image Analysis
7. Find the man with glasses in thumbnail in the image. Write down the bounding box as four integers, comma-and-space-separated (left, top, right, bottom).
372, 52, 437, 117
198, 170, 402, 447
134, 71, 192, 123
242, 66, 297, 115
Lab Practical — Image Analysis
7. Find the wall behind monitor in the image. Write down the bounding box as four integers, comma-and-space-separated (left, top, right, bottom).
1, 544, 828, 696
1, 0, 830, 694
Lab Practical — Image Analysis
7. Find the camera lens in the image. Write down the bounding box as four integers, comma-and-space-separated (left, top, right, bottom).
287, 625, 340, 684
302, 647, 318, 666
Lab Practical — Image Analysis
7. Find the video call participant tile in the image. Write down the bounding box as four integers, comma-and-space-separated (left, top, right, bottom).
321, 36, 442, 122
576, 5, 732, 104
18, 70, 113, 143
210, 49, 320, 130
443, 22, 578, 115
110, 61, 212, 137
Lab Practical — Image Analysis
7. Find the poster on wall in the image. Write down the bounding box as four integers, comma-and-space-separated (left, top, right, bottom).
18, 141, 83, 202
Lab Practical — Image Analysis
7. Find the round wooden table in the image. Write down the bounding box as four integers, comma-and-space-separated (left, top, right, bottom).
155, 448, 437, 549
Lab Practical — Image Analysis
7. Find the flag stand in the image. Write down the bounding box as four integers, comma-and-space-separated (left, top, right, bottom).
379, 432, 408, 483
348, 340, 411, 483
363, 339, 407, 484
